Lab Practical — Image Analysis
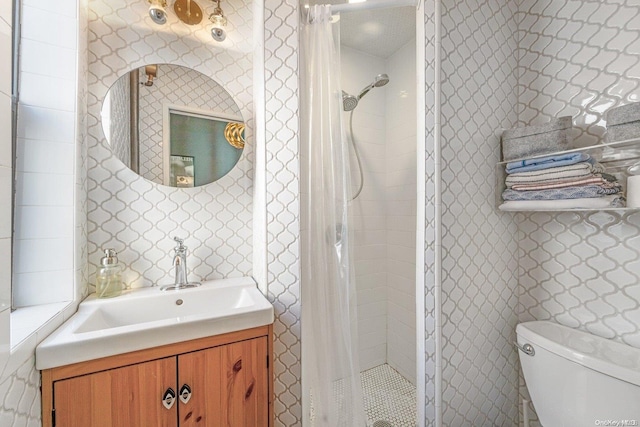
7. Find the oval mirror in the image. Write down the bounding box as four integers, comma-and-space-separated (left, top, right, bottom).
100, 64, 245, 188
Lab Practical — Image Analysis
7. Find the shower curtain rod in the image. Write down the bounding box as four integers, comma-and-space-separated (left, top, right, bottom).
330, 0, 419, 14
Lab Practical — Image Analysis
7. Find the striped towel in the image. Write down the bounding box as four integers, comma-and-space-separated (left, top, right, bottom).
505, 162, 605, 188
511, 176, 616, 191
502, 184, 621, 201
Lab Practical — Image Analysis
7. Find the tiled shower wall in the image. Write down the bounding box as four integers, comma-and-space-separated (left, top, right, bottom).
340, 40, 417, 383
515, 1, 640, 425
0, 0, 12, 399
385, 39, 417, 384
341, 46, 389, 372
439, 0, 520, 425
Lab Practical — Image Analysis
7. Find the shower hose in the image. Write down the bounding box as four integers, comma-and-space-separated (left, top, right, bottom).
348, 110, 365, 201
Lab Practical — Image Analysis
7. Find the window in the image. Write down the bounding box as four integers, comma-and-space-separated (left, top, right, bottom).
9, 0, 80, 348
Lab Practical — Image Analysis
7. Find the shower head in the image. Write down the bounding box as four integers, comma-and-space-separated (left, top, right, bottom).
342, 90, 358, 112
342, 74, 390, 111
357, 73, 390, 100
374, 73, 390, 87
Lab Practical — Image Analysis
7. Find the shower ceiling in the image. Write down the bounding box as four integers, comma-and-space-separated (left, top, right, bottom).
308, 1, 416, 58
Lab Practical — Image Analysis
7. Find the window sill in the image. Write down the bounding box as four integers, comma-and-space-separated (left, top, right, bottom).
4, 301, 76, 377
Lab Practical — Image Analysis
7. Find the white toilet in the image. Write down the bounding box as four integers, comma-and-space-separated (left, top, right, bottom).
517, 321, 640, 427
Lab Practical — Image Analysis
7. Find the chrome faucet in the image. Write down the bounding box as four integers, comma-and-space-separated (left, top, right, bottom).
173, 237, 188, 287
160, 237, 201, 291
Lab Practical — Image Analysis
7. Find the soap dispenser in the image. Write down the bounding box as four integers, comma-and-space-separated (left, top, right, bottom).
96, 249, 123, 298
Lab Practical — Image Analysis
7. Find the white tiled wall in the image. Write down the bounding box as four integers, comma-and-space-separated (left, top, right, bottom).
87, 0, 254, 290
0, 0, 87, 425
0, 0, 13, 376
263, 0, 302, 424
0, 356, 40, 427
341, 46, 389, 372
439, 0, 520, 425
76, 0, 88, 304
341, 41, 417, 384
421, 1, 439, 424
515, 1, 640, 425
13, 0, 79, 307
385, 40, 417, 385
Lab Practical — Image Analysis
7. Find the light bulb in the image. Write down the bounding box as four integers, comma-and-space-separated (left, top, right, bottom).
148, 0, 168, 25
211, 26, 226, 41
209, 12, 227, 42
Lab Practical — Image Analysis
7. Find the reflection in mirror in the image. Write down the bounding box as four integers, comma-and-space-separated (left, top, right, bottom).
100, 64, 245, 188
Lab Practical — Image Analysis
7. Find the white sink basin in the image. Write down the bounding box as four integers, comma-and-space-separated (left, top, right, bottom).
36, 277, 273, 370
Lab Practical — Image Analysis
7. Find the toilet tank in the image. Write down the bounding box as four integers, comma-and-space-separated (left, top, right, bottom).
517, 321, 640, 427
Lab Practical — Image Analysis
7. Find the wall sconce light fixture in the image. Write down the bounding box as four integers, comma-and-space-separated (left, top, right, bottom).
145, 0, 228, 41
147, 0, 205, 26
143, 65, 158, 86
209, 0, 227, 42
174, 0, 203, 25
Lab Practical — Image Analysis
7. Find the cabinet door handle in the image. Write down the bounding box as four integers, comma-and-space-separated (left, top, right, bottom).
179, 384, 192, 404
162, 388, 176, 410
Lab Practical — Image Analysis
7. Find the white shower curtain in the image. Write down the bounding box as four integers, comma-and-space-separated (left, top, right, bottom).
301, 5, 366, 427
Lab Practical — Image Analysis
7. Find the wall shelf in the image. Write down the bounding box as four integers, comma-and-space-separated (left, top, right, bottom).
497, 137, 640, 165
497, 137, 640, 212
499, 207, 640, 213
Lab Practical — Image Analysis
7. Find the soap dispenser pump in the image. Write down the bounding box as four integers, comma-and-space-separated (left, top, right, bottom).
96, 249, 123, 298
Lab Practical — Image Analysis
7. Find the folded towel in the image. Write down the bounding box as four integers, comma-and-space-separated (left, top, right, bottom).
511, 176, 617, 191
503, 184, 621, 201
499, 195, 625, 211
505, 162, 606, 188
505, 153, 591, 174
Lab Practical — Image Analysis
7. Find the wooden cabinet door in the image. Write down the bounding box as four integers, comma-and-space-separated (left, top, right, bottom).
178, 337, 268, 427
53, 357, 178, 427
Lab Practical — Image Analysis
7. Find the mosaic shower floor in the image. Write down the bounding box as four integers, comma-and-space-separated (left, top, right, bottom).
362, 364, 417, 427
310, 363, 416, 426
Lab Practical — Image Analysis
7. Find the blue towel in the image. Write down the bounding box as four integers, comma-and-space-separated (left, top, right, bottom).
505, 153, 592, 174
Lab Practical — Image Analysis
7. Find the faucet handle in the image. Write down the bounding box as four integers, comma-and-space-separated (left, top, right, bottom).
173, 236, 186, 252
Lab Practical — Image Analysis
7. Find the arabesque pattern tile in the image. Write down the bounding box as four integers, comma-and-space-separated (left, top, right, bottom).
422, 1, 438, 425
518, 210, 640, 426
87, 0, 254, 289
439, 0, 520, 425
105, 76, 130, 168
519, 211, 640, 347
515, 2, 640, 426
264, 0, 302, 425
517, 0, 640, 146
0, 357, 41, 427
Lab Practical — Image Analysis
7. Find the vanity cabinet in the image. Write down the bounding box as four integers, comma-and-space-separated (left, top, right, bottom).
41, 325, 273, 427
53, 356, 178, 426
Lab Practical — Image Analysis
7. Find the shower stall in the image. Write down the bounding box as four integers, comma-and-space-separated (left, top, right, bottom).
301, 1, 420, 426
